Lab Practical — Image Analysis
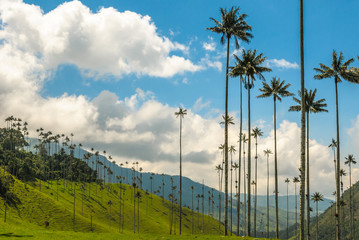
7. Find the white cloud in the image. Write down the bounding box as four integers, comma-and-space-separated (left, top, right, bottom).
203, 42, 216, 51
0, 0, 200, 79
200, 53, 222, 71
267, 58, 299, 69
192, 97, 210, 112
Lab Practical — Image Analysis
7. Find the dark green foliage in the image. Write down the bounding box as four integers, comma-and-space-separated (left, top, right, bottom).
0, 174, 20, 207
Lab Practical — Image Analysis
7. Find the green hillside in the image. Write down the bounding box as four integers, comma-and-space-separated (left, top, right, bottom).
0, 171, 224, 235
283, 181, 359, 239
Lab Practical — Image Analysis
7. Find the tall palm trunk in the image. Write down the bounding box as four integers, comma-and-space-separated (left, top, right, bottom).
247, 83, 252, 236
349, 162, 353, 239
295, 181, 298, 240
192, 188, 194, 234
274, 96, 279, 238
230, 160, 233, 235
316, 201, 319, 240
306, 111, 311, 240
237, 78, 243, 235
335, 80, 341, 240
254, 135, 258, 237
299, 0, 307, 239
179, 113, 183, 235
266, 154, 269, 239
218, 170, 221, 235
243, 140, 247, 235
224, 36, 230, 236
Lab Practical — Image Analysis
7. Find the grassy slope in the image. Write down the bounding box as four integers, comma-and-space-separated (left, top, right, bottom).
0, 172, 226, 235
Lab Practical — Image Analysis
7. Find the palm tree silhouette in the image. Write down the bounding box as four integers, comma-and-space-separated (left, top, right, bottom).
190, 185, 194, 234
263, 148, 272, 238
311, 192, 324, 240
241, 133, 248, 235
293, 176, 300, 239
230, 53, 245, 236
258, 77, 293, 237
289, 88, 327, 237
207, 7, 252, 233
345, 154, 356, 239
314, 51, 359, 240
231, 49, 271, 235
251, 127, 263, 237
329, 139, 338, 188
175, 107, 187, 235
229, 145, 236, 235
236, 133, 243, 235
285, 178, 291, 239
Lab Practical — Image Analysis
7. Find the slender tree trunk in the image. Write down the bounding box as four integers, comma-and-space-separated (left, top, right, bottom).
192, 188, 194, 234
202, 180, 205, 234
179, 115, 183, 235
295, 182, 298, 240
307, 112, 311, 240
349, 163, 353, 239
231, 159, 233, 235
254, 136, 258, 237
274, 96, 279, 238
287, 182, 289, 239
267, 154, 270, 239
335, 80, 341, 240
238, 79, 243, 236
224, 36, 230, 236
316, 202, 319, 240
299, 0, 307, 240
243, 141, 247, 235
218, 172, 221, 235
247, 83, 252, 236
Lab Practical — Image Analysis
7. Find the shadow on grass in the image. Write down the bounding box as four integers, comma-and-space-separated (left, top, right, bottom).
0, 232, 33, 238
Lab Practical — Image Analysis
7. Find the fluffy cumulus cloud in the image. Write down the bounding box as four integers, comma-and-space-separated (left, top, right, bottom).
0, 0, 200, 78
267, 58, 299, 69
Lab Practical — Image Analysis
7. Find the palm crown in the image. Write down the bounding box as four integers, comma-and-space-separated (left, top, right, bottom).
314, 50, 359, 84
230, 49, 272, 88
258, 77, 293, 101
289, 88, 328, 114
175, 108, 187, 118
252, 127, 263, 138
207, 7, 252, 48
345, 154, 356, 166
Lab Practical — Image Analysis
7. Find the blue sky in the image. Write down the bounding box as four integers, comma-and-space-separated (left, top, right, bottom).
1, 0, 358, 197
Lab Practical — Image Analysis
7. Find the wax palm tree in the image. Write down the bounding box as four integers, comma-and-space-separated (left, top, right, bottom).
229, 145, 236, 234
299, 1, 306, 239
329, 139, 338, 184
236, 133, 243, 235
175, 107, 187, 234
293, 176, 300, 239
285, 178, 291, 239
258, 77, 293, 237
339, 169, 346, 195
215, 164, 222, 234
314, 51, 359, 240
251, 127, 263, 237
190, 185, 194, 234
311, 192, 324, 240
207, 7, 252, 234
263, 148, 272, 238
345, 154, 356, 239
231, 49, 271, 235
242, 133, 249, 234
289, 88, 328, 238
232, 162, 239, 236
230, 54, 245, 236
108, 200, 113, 227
